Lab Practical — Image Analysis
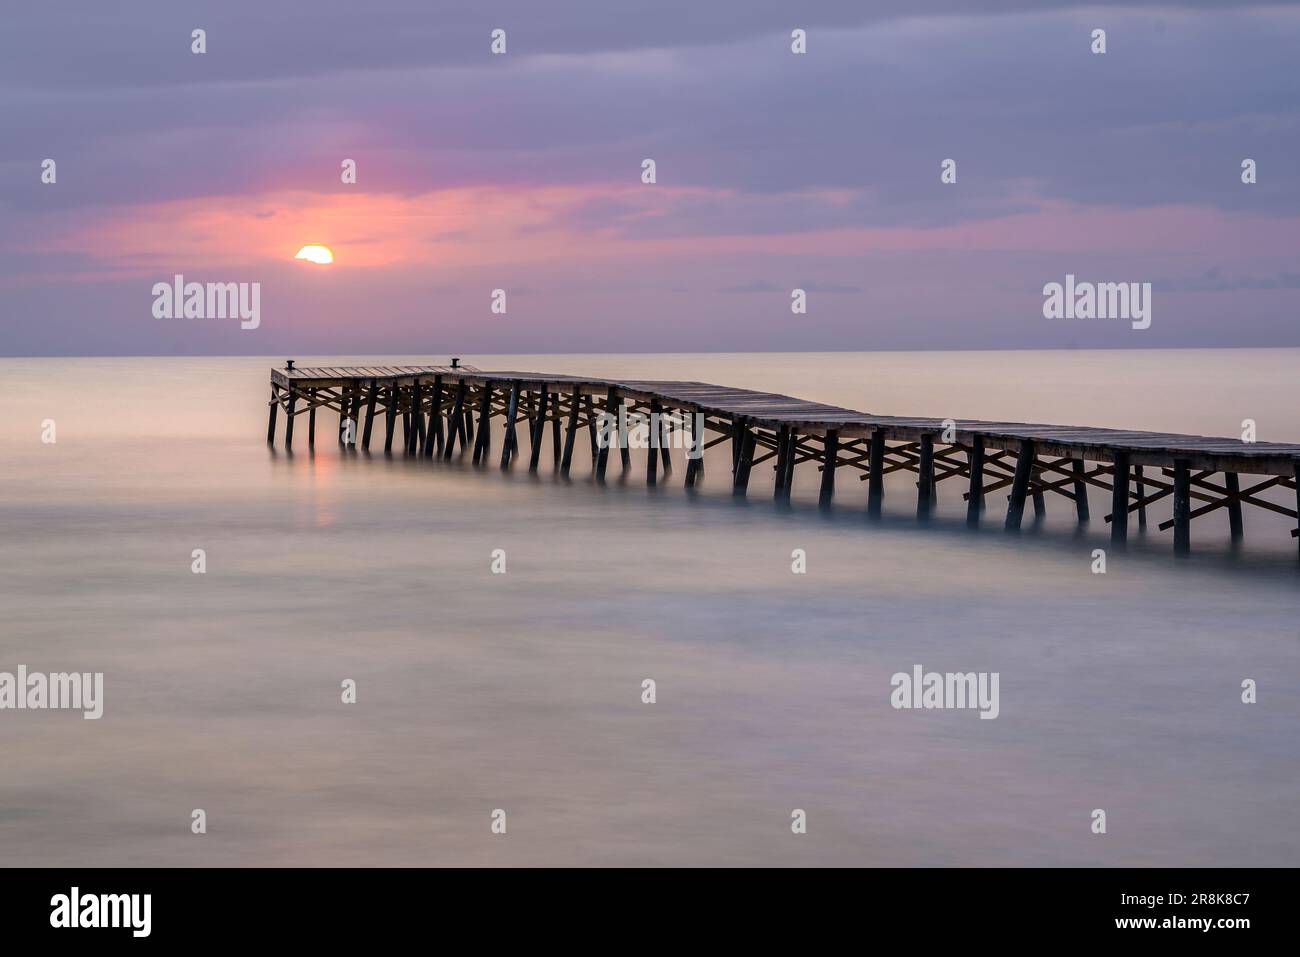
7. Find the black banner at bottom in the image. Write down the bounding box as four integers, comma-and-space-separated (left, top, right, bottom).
0, 867, 1286, 943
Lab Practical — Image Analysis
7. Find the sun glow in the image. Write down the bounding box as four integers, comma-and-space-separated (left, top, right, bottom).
294, 244, 334, 265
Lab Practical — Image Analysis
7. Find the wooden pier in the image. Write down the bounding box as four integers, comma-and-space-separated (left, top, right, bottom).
267, 362, 1300, 560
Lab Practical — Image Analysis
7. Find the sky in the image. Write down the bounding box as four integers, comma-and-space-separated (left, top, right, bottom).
1, 1, 1297, 356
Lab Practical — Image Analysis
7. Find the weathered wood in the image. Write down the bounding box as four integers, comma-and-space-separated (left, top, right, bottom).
1071, 458, 1089, 523
284, 388, 298, 449
1173, 459, 1191, 555
618, 397, 631, 472
561, 388, 580, 476
407, 380, 423, 454
867, 431, 885, 518
685, 411, 703, 488
917, 434, 934, 518
473, 382, 494, 464
424, 375, 443, 457
361, 380, 378, 450
1135, 465, 1147, 529
647, 399, 661, 485
500, 381, 521, 469
595, 388, 616, 480
1225, 472, 1244, 542
1005, 441, 1035, 530
966, 435, 985, 527
529, 388, 549, 472
384, 385, 398, 453
1111, 452, 1130, 544
266, 386, 279, 443
585, 394, 598, 459
443, 380, 467, 459
550, 394, 562, 466
347, 390, 362, 447
819, 430, 839, 507
734, 424, 756, 493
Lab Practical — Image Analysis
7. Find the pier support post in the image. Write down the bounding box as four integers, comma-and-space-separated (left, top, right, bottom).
424, 376, 443, 457
500, 381, 521, 469
773, 426, 791, 500
1032, 467, 1045, 519
1005, 441, 1035, 530
966, 436, 985, 527
1172, 459, 1191, 556
647, 399, 661, 485
1110, 452, 1130, 545
384, 385, 398, 453
819, 430, 839, 507
407, 380, 423, 454
266, 386, 279, 444
560, 388, 580, 476
1294, 462, 1300, 561
595, 388, 616, 480
473, 382, 494, 465
529, 388, 549, 472
550, 396, 562, 466
1071, 458, 1089, 523
1225, 472, 1244, 543
361, 380, 377, 450
1135, 465, 1147, 529
685, 412, 703, 488
733, 425, 756, 494
618, 398, 631, 472
308, 389, 317, 448
347, 389, 361, 447
444, 380, 467, 458
585, 395, 598, 460
659, 415, 672, 473
917, 434, 935, 518
284, 388, 297, 449
867, 431, 885, 518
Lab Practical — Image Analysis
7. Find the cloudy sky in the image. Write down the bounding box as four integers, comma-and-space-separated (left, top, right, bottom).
1, 1, 1297, 355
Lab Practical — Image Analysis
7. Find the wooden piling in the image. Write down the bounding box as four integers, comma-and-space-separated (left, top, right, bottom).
308, 389, 317, 448
618, 398, 631, 472
867, 431, 885, 518
362, 380, 377, 450
1225, 472, 1244, 542
685, 411, 703, 488
284, 388, 297, 449
266, 386, 279, 443
647, 399, 661, 485
384, 385, 398, 453
424, 375, 443, 457
529, 388, 549, 472
500, 381, 521, 469
1111, 452, 1130, 545
917, 434, 935, 518
966, 435, 985, 527
1005, 441, 1035, 530
734, 425, 756, 493
819, 430, 839, 507
443, 380, 467, 459
1071, 458, 1089, 523
1172, 459, 1191, 555
407, 380, 423, 454
347, 390, 361, 447
1135, 465, 1147, 529
473, 382, 494, 464
560, 388, 580, 476
595, 387, 616, 480
773, 426, 791, 500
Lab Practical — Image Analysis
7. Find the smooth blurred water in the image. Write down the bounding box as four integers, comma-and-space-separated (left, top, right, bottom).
0, 350, 1297, 866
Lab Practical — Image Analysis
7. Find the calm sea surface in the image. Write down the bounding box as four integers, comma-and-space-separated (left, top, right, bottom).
1, 350, 1297, 866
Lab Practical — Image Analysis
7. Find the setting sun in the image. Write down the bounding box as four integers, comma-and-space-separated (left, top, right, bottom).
294, 244, 334, 265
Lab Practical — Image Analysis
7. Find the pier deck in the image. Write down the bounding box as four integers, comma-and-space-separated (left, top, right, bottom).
267, 363, 1300, 559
